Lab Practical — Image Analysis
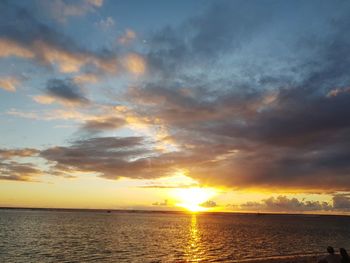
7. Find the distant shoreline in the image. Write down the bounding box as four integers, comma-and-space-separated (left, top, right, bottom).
1, 206, 349, 217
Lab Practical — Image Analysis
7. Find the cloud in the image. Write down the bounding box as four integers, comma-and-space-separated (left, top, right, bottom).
0, 162, 43, 181
87, 0, 103, 7
139, 183, 198, 189
327, 87, 350, 98
95, 17, 115, 30
7, 108, 91, 121
145, 1, 276, 78
0, 2, 118, 75
40, 136, 159, 180
118, 29, 136, 45
238, 196, 332, 212
152, 199, 168, 206
333, 194, 350, 210
33, 41, 118, 74
0, 38, 34, 59
0, 148, 42, 181
112, 1, 350, 192
44, 78, 89, 105
41, 0, 104, 23
0, 2, 149, 79
73, 73, 99, 84
81, 117, 126, 133
0, 148, 39, 158
0, 76, 20, 92
32, 95, 56, 105
3, 0, 350, 196
123, 53, 146, 75
200, 200, 217, 208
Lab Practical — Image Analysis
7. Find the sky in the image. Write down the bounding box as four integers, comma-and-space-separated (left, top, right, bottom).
1, 0, 350, 214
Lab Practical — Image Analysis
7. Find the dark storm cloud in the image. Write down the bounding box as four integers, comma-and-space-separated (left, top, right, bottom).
120, 0, 350, 191
45, 79, 89, 104
146, 0, 278, 76
122, 82, 350, 190
40, 136, 170, 179
333, 194, 350, 210
126, 85, 218, 125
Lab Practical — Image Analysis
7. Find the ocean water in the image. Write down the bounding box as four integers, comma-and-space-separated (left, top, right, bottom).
1, 210, 350, 262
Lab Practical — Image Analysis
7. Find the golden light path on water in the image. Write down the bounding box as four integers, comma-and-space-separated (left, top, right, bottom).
185, 214, 203, 262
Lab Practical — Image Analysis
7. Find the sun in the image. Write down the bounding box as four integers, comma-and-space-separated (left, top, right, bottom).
171, 187, 217, 212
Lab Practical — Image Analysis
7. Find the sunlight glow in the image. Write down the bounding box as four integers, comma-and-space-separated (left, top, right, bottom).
171, 187, 217, 212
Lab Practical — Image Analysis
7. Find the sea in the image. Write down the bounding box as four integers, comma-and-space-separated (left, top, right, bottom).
0, 209, 350, 262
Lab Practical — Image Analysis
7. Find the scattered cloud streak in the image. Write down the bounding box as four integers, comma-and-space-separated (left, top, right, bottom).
40, 0, 104, 23
0, 148, 42, 181
118, 29, 136, 45
235, 195, 350, 213
0, 1, 144, 78
238, 196, 332, 212
81, 117, 126, 134
95, 17, 115, 30
152, 199, 168, 206
40, 136, 158, 179
45, 78, 89, 105
0, 76, 20, 92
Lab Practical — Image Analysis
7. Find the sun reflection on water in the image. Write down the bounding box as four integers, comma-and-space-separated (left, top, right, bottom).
185, 214, 203, 262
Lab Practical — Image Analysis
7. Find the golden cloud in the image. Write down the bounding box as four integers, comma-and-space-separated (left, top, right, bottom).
32, 95, 56, 105
0, 39, 34, 59
73, 73, 99, 84
124, 53, 146, 75
0, 76, 20, 92
118, 29, 136, 45
34, 41, 86, 73
86, 0, 103, 7
43, 0, 104, 23
0, 38, 118, 74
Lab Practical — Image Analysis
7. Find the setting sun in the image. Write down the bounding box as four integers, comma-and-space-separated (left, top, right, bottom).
171, 187, 217, 212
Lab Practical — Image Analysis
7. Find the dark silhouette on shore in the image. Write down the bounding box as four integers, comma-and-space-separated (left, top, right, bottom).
319, 246, 342, 263
340, 248, 350, 263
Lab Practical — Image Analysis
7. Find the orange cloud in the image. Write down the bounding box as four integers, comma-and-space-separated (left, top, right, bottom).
34, 41, 86, 73
7, 108, 91, 121
114, 105, 178, 152
73, 73, 99, 84
0, 38, 118, 74
0, 148, 39, 158
0, 76, 20, 92
327, 87, 350, 97
92, 57, 118, 74
43, 0, 104, 23
86, 0, 103, 7
124, 53, 146, 75
118, 29, 136, 45
32, 95, 56, 105
0, 38, 34, 59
